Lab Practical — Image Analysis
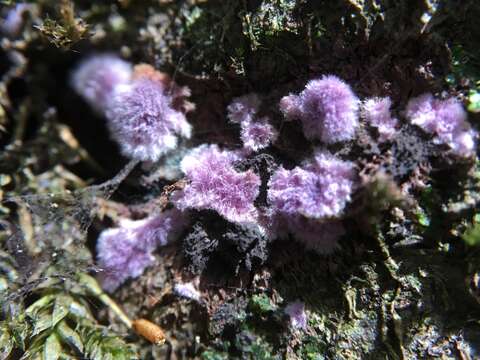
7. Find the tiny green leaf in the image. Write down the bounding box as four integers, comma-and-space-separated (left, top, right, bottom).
68, 300, 93, 320
43, 332, 62, 360
26, 294, 56, 316
468, 90, 480, 113
51, 295, 72, 328
463, 222, 480, 246
56, 321, 83, 354
31, 310, 52, 336
0, 327, 14, 360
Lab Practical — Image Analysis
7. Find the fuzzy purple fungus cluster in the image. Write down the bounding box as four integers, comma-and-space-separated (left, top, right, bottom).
173, 281, 201, 302
174, 145, 260, 224
406, 93, 476, 157
227, 94, 277, 153
267, 151, 355, 253
284, 301, 308, 330
227, 93, 261, 124
1, 3, 35, 38
71, 55, 192, 162
71, 54, 133, 113
240, 117, 277, 153
96, 209, 187, 292
107, 79, 192, 161
280, 75, 359, 143
363, 97, 398, 142
268, 151, 355, 219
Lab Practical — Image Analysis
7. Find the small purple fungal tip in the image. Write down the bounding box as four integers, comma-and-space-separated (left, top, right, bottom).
279, 94, 303, 121
106, 78, 192, 162
96, 209, 187, 292
174, 144, 260, 224
279, 75, 359, 143
268, 151, 356, 219
227, 93, 261, 124
1, 3, 33, 38
406, 93, 476, 157
240, 116, 278, 153
71, 54, 133, 113
227, 94, 277, 152
173, 281, 201, 301
363, 97, 399, 142
284, 301, 307, 330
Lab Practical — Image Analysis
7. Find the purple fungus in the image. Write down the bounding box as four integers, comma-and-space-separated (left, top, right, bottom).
279, 94, 303, 121
363, 97, 399, 142
106, 78, 192, 162
240, 116, 278, 153
174, 145, 260, 224
96, 209, 187, 292
284, 301, 307, 330
1, 3, 33, 38
279, 75, 359, 143
268, 151, 356, 219
71, 54, 132, 113
227, 94, 277, 152
406, 93, 476, 157
227, 93, 261, 124
173, 281, 201, 301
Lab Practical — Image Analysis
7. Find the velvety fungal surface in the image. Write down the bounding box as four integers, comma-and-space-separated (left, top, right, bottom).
284, 301, 307, 330
96, 209, 187, 291
71, 54, 132, 113
363, 97, 398, 142
406, 93, 476, 157
280, 75, 359, 143
106, 79, 192, 161
240, 116, 278, 153
227, 93, 261, 124
268, 151, 356, 219
174, 145, 261, 224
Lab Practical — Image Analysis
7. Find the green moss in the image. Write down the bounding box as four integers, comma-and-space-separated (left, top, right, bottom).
468, 89, 480, 113
463, 221, 480, 246
0, 272, 137, 359
179, 1, 245, 76
240, 0, 301, 51
201, 350, 230, 360
235, 332, 280, 360
35, 0, 89, 49
249, 294, 277, 314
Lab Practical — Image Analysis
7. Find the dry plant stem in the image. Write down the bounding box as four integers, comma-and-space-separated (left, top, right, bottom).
90, 159, 139, 198
78, 274, 167, 345
77, 273, 132, 328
